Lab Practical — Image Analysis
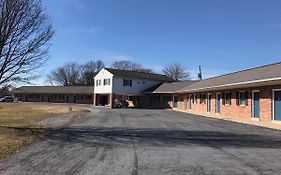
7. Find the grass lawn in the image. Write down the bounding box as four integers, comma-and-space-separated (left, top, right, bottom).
0, 103, 80, 160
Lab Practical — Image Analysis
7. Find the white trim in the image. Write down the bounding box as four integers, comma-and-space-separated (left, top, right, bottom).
178, 77, 281, 93
216, 93, 221, 114
224, 92, 231, 105
238, 91, 246, 106
252, 90, 260, 118
272, 89, 281, 121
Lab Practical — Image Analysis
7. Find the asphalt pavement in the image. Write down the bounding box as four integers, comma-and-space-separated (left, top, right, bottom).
1, 107, 281, 175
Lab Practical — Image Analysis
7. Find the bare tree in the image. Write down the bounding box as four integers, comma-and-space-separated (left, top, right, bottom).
81, 60, 104, 85
0, 84, 12, 97
162, 63, 190, 80
0, 0, 54, 86
111, 60, 153, 73
48, 63, 82, 86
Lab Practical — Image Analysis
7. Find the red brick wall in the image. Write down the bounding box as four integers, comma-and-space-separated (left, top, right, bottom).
176, 85, 281, 122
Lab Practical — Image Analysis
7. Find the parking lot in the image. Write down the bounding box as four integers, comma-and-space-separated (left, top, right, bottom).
1, 107, 281, 175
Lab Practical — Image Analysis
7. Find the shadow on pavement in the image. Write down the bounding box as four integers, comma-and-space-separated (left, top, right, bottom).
48, 127, 281, 149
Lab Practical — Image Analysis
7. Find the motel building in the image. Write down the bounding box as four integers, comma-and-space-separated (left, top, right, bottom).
172, 62, 281, 122
93, 68, 171, 107
13, 62, 281, 123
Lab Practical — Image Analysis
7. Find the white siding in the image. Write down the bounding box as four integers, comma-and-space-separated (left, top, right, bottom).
112, 77, 161, 94
94, 68, 113, 94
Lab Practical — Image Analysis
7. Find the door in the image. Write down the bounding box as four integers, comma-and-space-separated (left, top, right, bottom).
216, 93, 221, 113
253, 91, 260, 118
173, 96, 178, 109
207, 94, 211, 112
48, 96, 50, 102
73, 96, 77, 103
66, 96, 69, 103
274, 90, 281, 121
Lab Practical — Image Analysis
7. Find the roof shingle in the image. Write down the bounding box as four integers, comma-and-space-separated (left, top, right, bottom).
177, 62, 281, 93
105, 68, 171, 81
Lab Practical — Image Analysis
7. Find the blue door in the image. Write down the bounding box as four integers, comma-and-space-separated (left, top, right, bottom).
274, 91, 281, 121
253, 91, 260, 118
173, 96, 178, 109
216, 94, 221, 113
207, 94, 211, 112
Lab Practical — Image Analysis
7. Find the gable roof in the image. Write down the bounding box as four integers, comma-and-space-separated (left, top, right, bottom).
145, 81, 197, 94
177, 62, 281, 93
105, 68, 171, 81
13, 86, 95, 94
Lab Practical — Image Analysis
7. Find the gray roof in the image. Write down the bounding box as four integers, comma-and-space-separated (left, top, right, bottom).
177, 62, 281, 93
13, 86, 95, 94
105, 68, 171, 82
149, 81, 197, 93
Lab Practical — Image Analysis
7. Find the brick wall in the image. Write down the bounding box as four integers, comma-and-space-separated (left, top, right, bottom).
175, 85, 281, 122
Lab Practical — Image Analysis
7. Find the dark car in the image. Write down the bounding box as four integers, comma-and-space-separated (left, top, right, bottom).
113, 99, 129, 108
0, 96, 14, 103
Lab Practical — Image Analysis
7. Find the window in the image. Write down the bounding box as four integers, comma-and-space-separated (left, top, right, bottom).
164, 96, 172, 102
194, 94, 198, 104
154, 95, 160, 103
86, 95, 92, 100
237, 91, 247, 106
225, 92, 231, 105
98, 80, 101, 86
200, 94, 206, 104
104, 78, 111, 85
123, 79, 132, 87
192, 95, 195, 104
96, 80, 98, 86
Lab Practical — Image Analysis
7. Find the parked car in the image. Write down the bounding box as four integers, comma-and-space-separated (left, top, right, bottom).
113, 99, 129, 108
0, 96, 14, 103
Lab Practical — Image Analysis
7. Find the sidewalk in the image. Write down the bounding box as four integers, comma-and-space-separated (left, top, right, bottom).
177, 110, 281, 131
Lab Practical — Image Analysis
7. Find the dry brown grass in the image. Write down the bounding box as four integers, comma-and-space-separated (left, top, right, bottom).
0, 103, 78, 160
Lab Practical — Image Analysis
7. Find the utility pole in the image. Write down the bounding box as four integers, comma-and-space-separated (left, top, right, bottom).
198, 65, 203, 80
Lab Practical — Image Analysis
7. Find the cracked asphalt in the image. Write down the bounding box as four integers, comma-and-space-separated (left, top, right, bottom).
1, 107, 281, 175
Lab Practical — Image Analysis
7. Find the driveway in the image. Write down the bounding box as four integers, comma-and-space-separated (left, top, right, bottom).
1, 108, 281, 175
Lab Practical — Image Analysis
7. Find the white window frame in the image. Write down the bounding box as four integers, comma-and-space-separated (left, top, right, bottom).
272, 89, 281, 121
238, 91, 246, 106
225, 92, 231, 106
252, 90, 260, 118
104, 78, 111, 85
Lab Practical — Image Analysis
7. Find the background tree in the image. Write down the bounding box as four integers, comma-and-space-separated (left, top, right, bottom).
47, 63, 81, 86
111, 60, 153, 73
0, 0, 54, 86
81, 60, 104, 85
162, 63, 190, 80
0, 84, 12, 97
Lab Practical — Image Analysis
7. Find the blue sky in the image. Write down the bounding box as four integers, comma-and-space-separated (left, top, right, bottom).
38, 0, 281, 84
